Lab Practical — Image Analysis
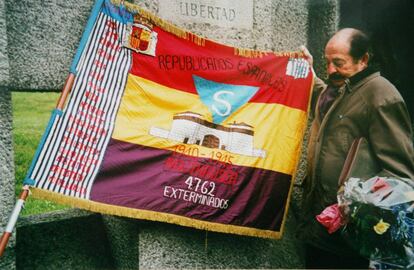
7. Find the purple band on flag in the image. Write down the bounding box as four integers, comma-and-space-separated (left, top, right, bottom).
91, 139, 291, 231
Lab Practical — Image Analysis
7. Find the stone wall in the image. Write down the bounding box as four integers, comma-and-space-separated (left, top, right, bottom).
307, 0, 339, 79
0, 0, 15, 268
0, 0, 339, 268
16, 210, 115, 269
5, 0, 95, 90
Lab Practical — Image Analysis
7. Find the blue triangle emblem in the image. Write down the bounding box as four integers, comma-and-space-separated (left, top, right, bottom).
193, 75, 259, 124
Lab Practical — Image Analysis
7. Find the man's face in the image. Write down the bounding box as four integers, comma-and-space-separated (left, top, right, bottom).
325, 39, 367, 87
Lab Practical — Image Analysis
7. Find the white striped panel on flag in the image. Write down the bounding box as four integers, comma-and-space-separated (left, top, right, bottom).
29, 12, 131, 199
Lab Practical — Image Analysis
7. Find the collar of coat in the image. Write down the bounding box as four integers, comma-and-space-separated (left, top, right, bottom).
343, 66, 379, 93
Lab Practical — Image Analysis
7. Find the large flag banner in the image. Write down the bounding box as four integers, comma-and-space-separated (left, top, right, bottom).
24, 0, 313, 239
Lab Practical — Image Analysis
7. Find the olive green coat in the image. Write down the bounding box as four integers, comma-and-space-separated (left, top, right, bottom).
300, 70, 414, 254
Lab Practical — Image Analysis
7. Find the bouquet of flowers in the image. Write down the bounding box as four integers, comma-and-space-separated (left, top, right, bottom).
316, 176, 414, 269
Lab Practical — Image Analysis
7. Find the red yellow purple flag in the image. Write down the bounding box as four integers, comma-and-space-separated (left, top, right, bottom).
24, 0, 313, 239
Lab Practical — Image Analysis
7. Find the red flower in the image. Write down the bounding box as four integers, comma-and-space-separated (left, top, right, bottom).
316, 203, 344, 234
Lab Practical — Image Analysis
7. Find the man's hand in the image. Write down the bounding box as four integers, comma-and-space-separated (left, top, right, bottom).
300, 45, 313, 67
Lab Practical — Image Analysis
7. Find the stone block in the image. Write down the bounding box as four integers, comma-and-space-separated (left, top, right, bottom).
16, 209, 115, 269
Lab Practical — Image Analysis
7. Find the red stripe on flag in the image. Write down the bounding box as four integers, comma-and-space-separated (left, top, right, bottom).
129, 26, 313, 111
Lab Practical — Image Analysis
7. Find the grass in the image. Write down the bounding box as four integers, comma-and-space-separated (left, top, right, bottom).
12, 92, 68, 216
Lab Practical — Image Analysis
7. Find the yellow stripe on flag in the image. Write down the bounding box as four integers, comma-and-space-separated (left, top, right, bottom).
112, 74, 307, 174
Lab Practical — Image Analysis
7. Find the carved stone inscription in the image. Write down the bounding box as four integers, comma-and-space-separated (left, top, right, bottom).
158, 0, 254, 29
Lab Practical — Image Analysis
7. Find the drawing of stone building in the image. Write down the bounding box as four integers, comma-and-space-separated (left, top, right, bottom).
150, 111, 266, 158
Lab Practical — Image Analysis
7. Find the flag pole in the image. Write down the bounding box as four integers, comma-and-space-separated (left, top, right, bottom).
0, 70, 75, 257
0, 71, 75, 258
0, 186, 30, 257
0, 0, 105, 257
56, 73, 75, 109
